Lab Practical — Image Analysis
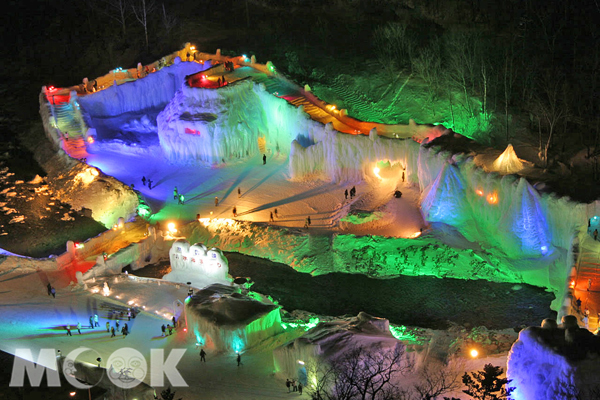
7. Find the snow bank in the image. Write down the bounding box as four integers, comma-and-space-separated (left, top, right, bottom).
78, 60, 209, 118
273, 312, 405, 385
507, 316, 600, 400
185, 284, 283, 353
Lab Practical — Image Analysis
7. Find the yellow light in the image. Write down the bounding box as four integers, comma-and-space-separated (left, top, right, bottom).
70, 392, 76, 397
167, 222, 177, 233
470, 349, 479, 358
570, 280, 575, 288
190, 46, 196, 51
373, 167, 381, 179
409, 231, 422, 238
487, 192, 498, 204
87, 136, 94, 144
475, 188, 484, 196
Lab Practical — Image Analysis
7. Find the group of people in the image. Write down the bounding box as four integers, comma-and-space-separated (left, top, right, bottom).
344, 186, 357, 200
141, 176, 153, 189
286, 379, 303, 394
65, 313, 131, 337
161, 323, 175, 336
173, 187, 185, 204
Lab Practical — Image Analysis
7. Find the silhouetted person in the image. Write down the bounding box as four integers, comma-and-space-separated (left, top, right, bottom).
233, 206, 237, 217
174, 187, 178, 200
237, 353, 241, 366
161, 324, 166, 336
595, 229, 598, 241
215, 197, 219, 206
147, 180, 152, 189
307, 216, 311, 226
263, 154, 266, 165
270, 212, 274, 222
142, 176, 146, 186
47, 283, 52, 296
402, 171, 405, 182
274, 208, 278, 218
111, 327, 116, 337
238, 187, 241, 197
298, 382, 303, 394
51, 287, 55, 298
200, 349, 206, 362
344, 189, 348, 199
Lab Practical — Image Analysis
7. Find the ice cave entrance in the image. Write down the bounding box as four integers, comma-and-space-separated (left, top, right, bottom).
373, 160, 404, 180
590, 216, 600, 234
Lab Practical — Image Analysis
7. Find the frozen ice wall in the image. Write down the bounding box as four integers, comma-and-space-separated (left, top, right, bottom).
185, 284, 283, 353
158, 79, 269, 164
78, 59, 210, 118
507, 319, 600, 400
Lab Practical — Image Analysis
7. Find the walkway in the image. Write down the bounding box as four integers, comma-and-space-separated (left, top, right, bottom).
572, 234, 600, 331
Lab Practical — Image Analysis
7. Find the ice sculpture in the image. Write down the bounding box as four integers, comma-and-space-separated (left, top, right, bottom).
421, 162, 471, 228
185, 284, 283, 352
164, 240, 231, 288
490, 144, 524, 174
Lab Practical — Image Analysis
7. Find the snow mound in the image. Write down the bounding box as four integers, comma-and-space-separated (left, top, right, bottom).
185, 284, 283, 353
507, 316, 600, 400
273, 312, 403, 382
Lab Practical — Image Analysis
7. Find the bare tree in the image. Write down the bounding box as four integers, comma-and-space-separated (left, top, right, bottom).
412, 361, 463, 400
529, 72, 567, 168
412, 41, 442, 117
161, 3, 177, 37
98, 0, 130, 36
131, 0, 156, 50
306, 344, 412, 400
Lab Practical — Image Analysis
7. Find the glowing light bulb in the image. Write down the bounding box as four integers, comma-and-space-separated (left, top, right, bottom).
470, 349, 479, 358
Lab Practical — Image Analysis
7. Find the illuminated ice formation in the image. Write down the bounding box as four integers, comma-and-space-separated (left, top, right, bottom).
491, 144, 525, 174
185, 284, 283, 353
507, 316, 600, 400
164, 240, 231, 288
78, 59, 210, 119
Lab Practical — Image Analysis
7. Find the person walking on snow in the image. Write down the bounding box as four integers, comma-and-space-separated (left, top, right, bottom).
307, 216, 311, 226
47, 283, 52, 296
270, 212, 274, 222
237, 353, 242, 366
344, 189, 348, 199
94, 314, 99, 327
238, 187, 241, 198
286, 379, 291, 392
179, 194, 185, 205
274, 208, 278, 218
66, 325, 72, 336
215, 197, 219, 206
173, 187, 178, 200
111, 326, 116, 337
232, 206, 237, 217
161, 324, 166, 336
106, 321, 110, 332
199, 348, 206, 362
142, 176, 146, 186
263, 154, 267, 165
50, 287, 56, 298
298, 382, 303, 394
89, 316, 94, 328
147, 180, 152, 189
115, 319, 120, 330
77, 322, 82, 334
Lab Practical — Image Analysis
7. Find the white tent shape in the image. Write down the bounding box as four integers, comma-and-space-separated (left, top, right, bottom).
491, 144, 524, 174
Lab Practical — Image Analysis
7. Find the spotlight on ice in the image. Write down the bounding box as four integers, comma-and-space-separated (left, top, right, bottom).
470, 349, 479, 358
373, 167, 381, 179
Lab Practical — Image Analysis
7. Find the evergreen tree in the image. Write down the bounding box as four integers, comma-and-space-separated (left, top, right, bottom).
460, 364, 514, 400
